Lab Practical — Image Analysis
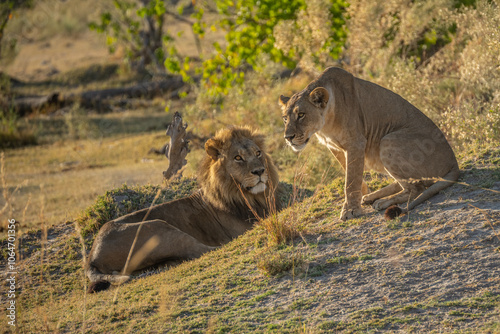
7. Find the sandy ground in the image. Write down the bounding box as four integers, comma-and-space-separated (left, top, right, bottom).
5, 32, 114, 82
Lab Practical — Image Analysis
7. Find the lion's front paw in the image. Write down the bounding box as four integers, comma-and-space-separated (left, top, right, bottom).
340, 205, 364, 221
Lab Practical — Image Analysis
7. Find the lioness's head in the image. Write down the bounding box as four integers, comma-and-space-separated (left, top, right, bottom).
199, 126, 279, 213
279, 87, 330, 152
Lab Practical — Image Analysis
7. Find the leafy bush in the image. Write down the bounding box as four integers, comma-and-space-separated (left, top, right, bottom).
89, 0, 348, 97
274, 0, 348, 71
190, 0, 305, 96
189, 0, 348, 96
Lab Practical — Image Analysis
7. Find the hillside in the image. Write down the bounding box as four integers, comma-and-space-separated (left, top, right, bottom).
1, 148, 499, 333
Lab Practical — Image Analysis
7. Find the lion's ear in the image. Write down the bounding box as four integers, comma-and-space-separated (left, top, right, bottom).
279, 95, 290, 109
205, 138, 222, 160
309, 87, 329, 109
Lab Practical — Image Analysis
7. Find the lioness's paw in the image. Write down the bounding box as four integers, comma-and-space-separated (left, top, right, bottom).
340, 205, 364, 221
373, 198, 393, 211
361, 194, 375, 205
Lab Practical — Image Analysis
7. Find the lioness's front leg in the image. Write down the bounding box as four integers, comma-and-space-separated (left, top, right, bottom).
340, 146, 366, 221
329, 147, 369, 196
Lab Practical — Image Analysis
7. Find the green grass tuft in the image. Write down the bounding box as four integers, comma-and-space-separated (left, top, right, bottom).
256, 247, 304, 277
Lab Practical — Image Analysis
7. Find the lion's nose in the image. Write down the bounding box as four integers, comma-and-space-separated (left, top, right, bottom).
251, 168, 265, 176
284, 134, 295, 142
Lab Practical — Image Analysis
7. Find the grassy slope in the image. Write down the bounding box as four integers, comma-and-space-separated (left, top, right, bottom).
2, 148, 499, 333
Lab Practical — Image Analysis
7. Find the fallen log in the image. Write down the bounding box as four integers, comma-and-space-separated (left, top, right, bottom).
69, 76, 185, 107
6, 76, 187, 115
10, 93, 61, 116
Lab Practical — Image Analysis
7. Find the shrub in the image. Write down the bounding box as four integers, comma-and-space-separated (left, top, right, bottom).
0, 107, 37, 149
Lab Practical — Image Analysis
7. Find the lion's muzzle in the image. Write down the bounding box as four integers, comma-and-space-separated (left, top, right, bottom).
244, 170, 268, 194
286, 136, 310, 152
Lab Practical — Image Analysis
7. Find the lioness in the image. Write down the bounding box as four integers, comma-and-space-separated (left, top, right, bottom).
86, 126, 280, 292
279, 67, 459, 221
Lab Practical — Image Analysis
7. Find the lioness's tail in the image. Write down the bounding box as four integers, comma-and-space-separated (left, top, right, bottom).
86, 264, 130, 293
385, 164, 460, 220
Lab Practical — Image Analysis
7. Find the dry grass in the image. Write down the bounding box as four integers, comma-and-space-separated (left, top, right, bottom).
0, 70, 339, 233
5, 0, 109, 41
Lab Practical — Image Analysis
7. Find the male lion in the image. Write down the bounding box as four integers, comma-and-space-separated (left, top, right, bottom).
86, 126, 280, 292
279, 67, 459, 221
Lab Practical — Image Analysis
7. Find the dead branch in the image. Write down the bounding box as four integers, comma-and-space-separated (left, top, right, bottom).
163, 111, 190, 180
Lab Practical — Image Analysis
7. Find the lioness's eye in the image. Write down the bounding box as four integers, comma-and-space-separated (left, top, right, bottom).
298, 113, 305, 119
282, 116, 288, 123
234, 155, 243, 161
256, 151, 261, 157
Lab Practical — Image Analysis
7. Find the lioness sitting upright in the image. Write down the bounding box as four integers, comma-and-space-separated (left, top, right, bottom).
86, 126, 280, 292
279, 67, 459, 221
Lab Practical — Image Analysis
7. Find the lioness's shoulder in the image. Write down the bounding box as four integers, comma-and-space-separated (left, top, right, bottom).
316, 66, 354, 87
323, 66, 347, 74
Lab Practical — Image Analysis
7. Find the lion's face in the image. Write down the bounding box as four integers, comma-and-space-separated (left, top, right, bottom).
201, 127, 279, 209
279, 87, 330, 152
223, 137, 269, 194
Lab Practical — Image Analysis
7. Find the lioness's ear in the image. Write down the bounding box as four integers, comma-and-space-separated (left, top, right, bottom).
205, 138, 222, 160
309, 87, 329, 109
279, 95, 290, 109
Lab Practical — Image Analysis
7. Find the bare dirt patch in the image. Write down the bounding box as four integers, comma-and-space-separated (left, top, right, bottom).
5, 32, 114, 82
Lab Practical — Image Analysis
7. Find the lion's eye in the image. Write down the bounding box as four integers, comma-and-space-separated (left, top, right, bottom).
298, 113, 305, 119
256, 151, 261, 157
234, 155, 243, 161
282, 116, 288, 123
